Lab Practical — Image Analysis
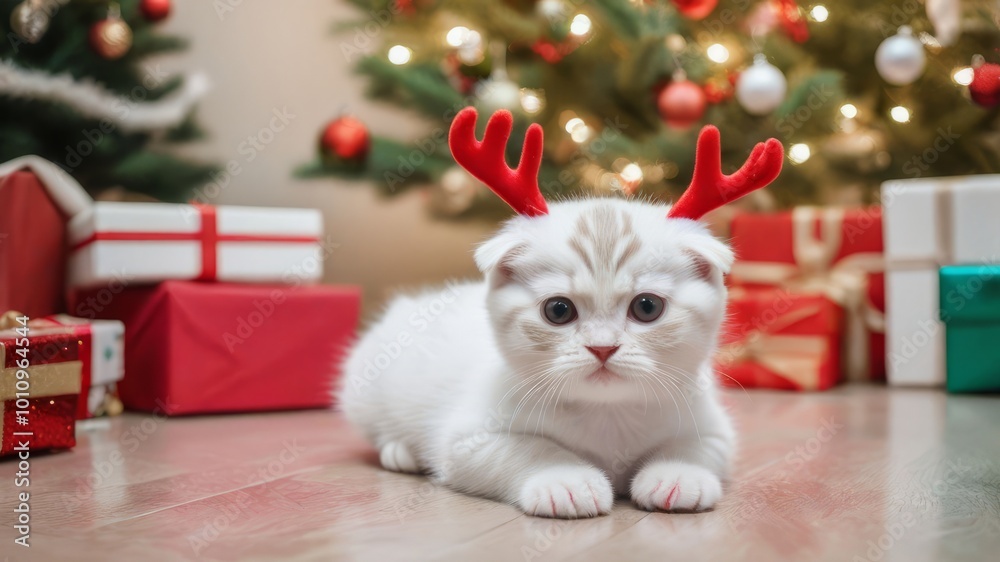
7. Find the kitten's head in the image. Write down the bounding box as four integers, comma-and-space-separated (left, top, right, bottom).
449, 106, 782, 404
476, 199, 732, 403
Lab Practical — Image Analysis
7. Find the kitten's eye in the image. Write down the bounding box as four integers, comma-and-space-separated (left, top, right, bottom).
629, 293, 665, 323
542, 297, 578, 325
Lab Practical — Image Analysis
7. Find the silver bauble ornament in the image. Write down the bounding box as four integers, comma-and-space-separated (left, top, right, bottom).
875, 26, 926, 86
736, 55, 787, 115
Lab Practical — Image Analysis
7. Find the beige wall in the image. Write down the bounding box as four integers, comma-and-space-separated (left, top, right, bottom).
160, 1, 496, 314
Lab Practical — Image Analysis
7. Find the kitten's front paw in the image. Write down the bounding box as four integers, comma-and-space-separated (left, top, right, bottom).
518, 466, 613, 519
379, 441, 420, 474
631, 461, 722, 512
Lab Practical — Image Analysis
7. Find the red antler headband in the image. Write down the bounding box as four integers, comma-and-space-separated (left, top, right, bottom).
666, 125, 783, 220
447, 107, 784, 220
448, 107, 548, 216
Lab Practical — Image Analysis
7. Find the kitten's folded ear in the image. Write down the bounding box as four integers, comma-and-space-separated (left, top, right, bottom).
684, 235, 735, 279
474, 230, 526, 284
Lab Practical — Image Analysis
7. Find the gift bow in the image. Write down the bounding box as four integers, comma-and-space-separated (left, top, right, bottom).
717, 303, 831, 390
730, 207, 884, 380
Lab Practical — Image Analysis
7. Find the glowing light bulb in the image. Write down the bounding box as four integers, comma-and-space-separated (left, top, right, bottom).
809, 5, 829, 23
565, 117, 585, 133
570, 14, 592, 36
388, 45, 411, 65
520, 89, 544, 114
840, 103, 858, 119
446, 27, 469, 48
789, 143, 811, 164
953, 66, 974, 86
621, 163, 643, 183
707, 44, 730, 64
571, 126, 593, 143
890, 105, 910, 123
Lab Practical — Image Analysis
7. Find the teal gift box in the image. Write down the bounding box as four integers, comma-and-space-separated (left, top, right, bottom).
939, 265, 1000, 393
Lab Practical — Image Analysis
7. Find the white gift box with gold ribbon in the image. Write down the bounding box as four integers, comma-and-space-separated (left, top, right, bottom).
881, 175, 1000, 386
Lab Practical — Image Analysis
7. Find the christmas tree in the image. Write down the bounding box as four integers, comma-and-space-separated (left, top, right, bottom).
301, 0, 1000, 217
0, 0, 215, 202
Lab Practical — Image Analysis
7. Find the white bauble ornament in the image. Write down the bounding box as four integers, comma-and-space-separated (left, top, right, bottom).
476, 77, 521, 113
875, 26, 926, 86
736, 55, 787, 115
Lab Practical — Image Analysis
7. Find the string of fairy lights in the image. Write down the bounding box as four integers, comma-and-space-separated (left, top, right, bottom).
380, 2, 985, 172
305, 0, 1000, 212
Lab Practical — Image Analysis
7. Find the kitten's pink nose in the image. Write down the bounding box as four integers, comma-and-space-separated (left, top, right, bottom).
586, 345, 620, 363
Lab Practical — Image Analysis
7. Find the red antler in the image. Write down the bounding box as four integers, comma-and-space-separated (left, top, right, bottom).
449, 107, 548, 217
667, 125, 783, 220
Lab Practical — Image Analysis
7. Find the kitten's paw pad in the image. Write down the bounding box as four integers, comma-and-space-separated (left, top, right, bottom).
631, 462, 722, 512
379, 442, 419, 474
518, 466, 613, 519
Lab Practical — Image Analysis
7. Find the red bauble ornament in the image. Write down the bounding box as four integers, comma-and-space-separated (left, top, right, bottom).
657, 80, 707, 129
969, 63, 1000, 108
672, 0, 718, 20
140, 0, 172, 22
320, 116, 371, 162
772, 0, 809, 43
89, 18, 133, 60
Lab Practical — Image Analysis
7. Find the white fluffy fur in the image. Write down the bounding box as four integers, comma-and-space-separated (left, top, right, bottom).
339, 198, 735, 518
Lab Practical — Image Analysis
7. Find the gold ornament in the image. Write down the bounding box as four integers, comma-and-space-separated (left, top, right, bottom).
10, 0, 51, 44
90, 17, 133, 60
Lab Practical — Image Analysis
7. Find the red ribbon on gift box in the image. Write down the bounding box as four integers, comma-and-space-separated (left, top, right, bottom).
70, 205, 321, 281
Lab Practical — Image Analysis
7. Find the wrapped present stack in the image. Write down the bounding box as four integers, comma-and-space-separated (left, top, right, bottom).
2, 156, 360, 431
716, 207, 885, 391
883, 176, 1000, 393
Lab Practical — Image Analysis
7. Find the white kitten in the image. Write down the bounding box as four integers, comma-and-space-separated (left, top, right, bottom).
339, 197, 736, 518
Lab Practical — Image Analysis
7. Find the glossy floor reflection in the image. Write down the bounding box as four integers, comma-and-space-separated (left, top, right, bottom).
3, 387, 999, 561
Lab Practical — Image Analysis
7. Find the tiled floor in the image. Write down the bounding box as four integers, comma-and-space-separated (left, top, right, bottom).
3, 386, 999, 561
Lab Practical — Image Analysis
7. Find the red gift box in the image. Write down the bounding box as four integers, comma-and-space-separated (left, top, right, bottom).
728, 207, 885, 381
716, 288, 843, 391
1, 314, 82, 456
0, 158, 92, 318
70, 281, 360, 415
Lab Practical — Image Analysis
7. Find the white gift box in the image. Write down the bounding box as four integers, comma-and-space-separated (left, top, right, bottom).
67, 202, 325, 289
881, 175, 1000, 386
